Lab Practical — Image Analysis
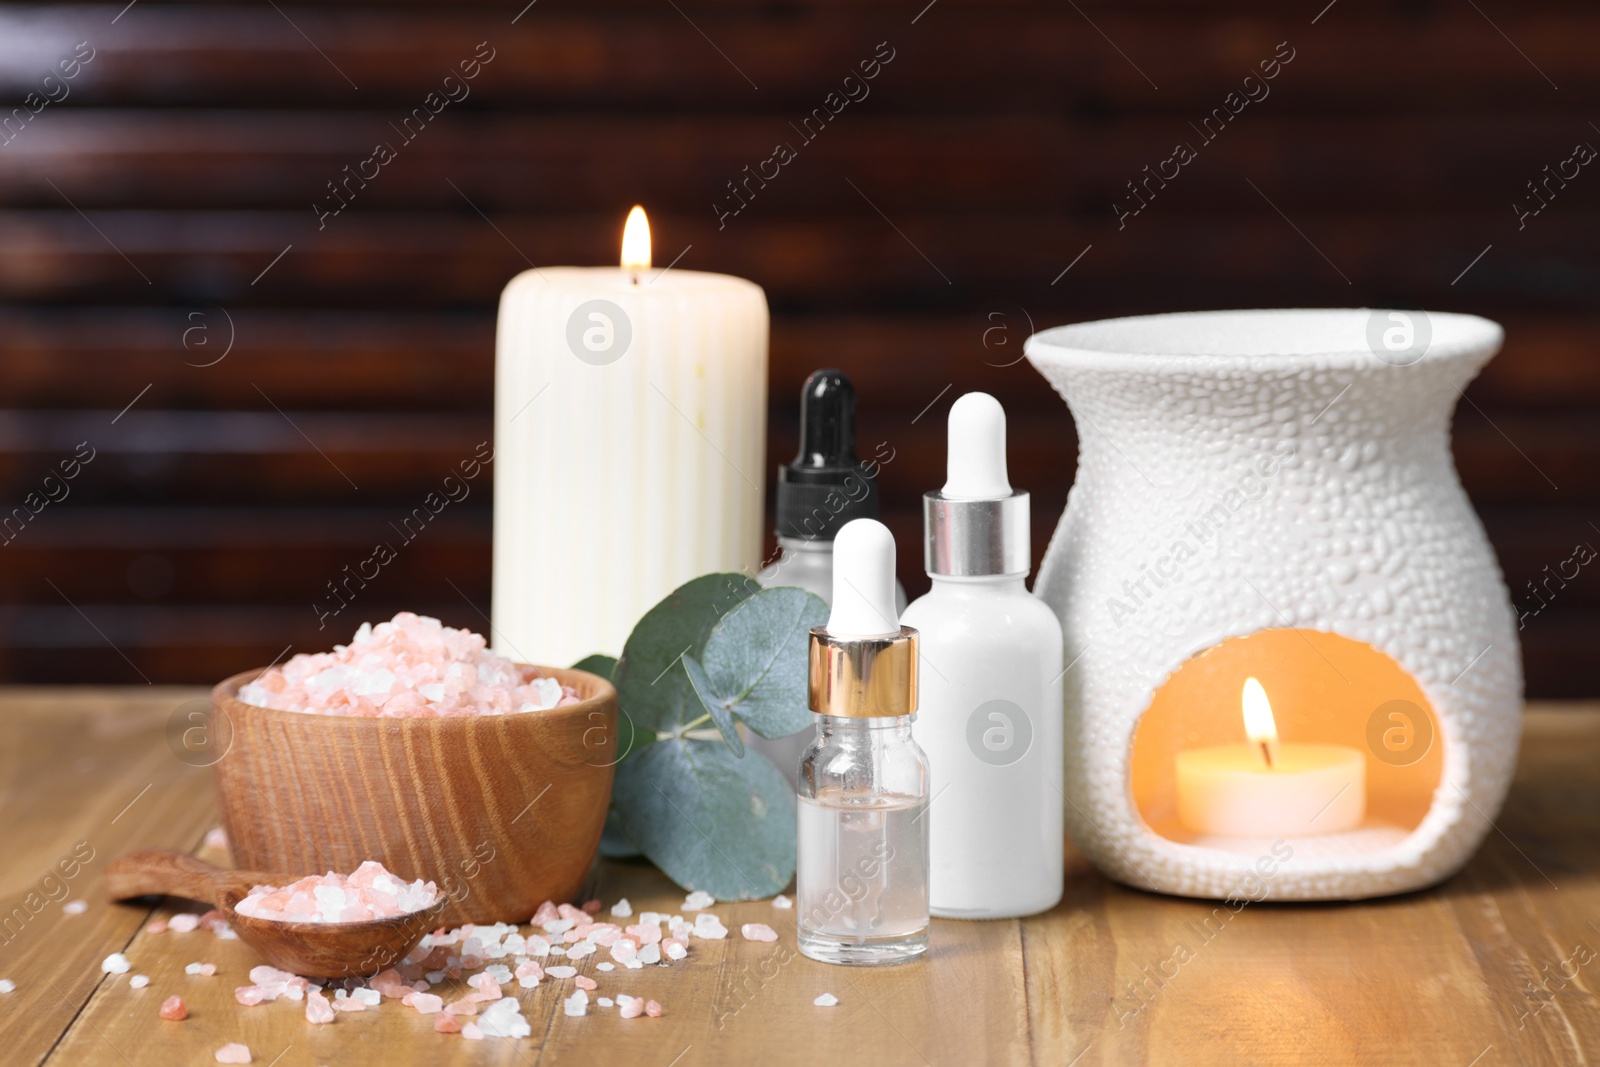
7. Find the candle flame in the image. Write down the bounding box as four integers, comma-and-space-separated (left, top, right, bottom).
620, 205, 651, 272
1242, 676, 1279, 768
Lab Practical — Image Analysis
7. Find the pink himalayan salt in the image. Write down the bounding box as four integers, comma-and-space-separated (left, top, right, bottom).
514, 960, 543, 983
158, 995, 187, 1021
625, 922, 662, 945
237, 612, 580, 718
434, 1014, 463, 1034
466, 973, 502, 1002
461, 1022, 484, 1040
645, 1000, 663, 1018
214, 1044, 252, 1064
305, 990, 335, 1024
145, 919, 168, 934
332, 997, 367, 1013
167, 914, 200, 933
619, 996, 644, 1019
531, 900, 561, 925
372, 969, 412, 999
741, 923, 779, 943
406, 993, 443, 1015
234, 861, 436, 924
581, 899, 602, 915
610, 940, 637, 964
574, 976, 597, 991
444, 997, 478, 1016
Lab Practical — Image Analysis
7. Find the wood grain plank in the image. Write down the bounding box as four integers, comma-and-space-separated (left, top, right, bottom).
3, 8, 1597, 108
12, 697, 1596, 1066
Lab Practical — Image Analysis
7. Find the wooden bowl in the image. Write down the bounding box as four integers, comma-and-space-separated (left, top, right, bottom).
210, 665, 617, 926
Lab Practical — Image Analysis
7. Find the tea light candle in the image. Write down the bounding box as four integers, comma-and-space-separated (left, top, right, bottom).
493, 207, 769, 665
1175, 678, 1366, 837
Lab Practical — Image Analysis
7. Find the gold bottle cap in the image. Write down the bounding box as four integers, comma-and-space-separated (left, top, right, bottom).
807, 625, 918, 718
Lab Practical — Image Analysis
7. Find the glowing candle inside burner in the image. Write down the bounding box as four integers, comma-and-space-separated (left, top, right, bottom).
1175, 677, 1366, 837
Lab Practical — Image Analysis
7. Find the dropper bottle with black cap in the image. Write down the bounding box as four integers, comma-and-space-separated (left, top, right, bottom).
753, 369, 905, 784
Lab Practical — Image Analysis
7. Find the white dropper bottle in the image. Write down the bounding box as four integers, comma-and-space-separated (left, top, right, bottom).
902, 392, 1065, 919
796, 519, 930, 965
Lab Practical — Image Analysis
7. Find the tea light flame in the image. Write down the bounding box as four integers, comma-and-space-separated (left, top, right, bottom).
621, 205, 651, 275
1242, 676, 1280, 769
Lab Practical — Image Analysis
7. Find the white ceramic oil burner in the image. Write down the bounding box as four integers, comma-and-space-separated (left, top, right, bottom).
1025, 309, 1522, 901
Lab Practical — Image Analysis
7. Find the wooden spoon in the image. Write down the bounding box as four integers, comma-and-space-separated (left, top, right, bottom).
106, 850, 446, 978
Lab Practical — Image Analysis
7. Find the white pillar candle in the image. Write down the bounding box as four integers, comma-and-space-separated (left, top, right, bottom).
493, 208, 769, 666
1175, 677, 1367, 837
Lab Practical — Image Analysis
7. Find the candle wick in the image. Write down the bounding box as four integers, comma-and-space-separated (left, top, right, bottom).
1259, 740, 1274, 770
630, 273, 640, 287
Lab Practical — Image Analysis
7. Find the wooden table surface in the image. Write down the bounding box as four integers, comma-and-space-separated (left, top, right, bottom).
4, 688, 1598, 1067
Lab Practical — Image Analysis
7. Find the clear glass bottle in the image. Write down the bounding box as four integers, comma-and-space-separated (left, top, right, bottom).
796, 518, 929, 966
797, 714, 930, 965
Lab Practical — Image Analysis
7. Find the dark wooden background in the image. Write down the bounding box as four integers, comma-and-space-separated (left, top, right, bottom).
0, 0, 1595, 693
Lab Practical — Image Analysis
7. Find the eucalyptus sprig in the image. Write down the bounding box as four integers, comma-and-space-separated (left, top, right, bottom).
572, 573, 827, 899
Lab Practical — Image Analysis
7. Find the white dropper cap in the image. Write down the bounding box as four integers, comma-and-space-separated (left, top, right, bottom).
827, 519, 901, 637
941, 391, 1011, 500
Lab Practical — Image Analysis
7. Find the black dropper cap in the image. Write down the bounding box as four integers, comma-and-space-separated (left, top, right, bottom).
775, 369, 881, 543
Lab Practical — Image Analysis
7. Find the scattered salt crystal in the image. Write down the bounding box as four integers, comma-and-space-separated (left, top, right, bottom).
168, 914, 200, 933
525, 934, 551, 955
597, 996, 613, 1008
306, 990, 335, 1024
159, 994, 186, 1020
205, 827, 229, 851
236, 613, 580, 718
63, 900, 87, 915
0, 980, 13, 994
624, 959, 644, 970
563, 989, 588, 1017
582, 899, 602, 914
461, 1022, 484, 1040
596, 962, 614, 972
434, 1014, 463, 1034
610, 898, 633, 918
408, 993, 443, 1015
102, 953, 131, 974
682, 890, 715, 911
664, 940, 688, 961
772, 894, 793, 909
609, 941, 636, 964
543, 918, 575, 934
546, 966, 577, 979
531, 901, 561, 925
478, 996, 532, 1038
484, 964, 513, 984
814, 993, 838, 1007
129, 975, 150, 989
741, 923, 779, 943
566, 942, 595, 960
352, 987, 381, 1006
145, 919, 168, 934
444, 997, 478, 1016
575, 976, 597, 991
618, 995, 644, 1019
637, 943, 661, 965
214, 1044, 252, 1064
185, 962, 217, 976
645, 999, 662, 1018
694, 915, 729, 940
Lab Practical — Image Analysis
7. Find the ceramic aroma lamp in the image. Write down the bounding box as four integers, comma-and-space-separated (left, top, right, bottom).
1025, 309, 1522, 901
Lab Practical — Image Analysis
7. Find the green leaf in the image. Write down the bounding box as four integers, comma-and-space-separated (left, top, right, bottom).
612, 737, 795, 899
570, 653, 618, 680
682, 655, 743, 756
614, 573, 760, 734
689, 586, 828, 740
598, 806, 641, 859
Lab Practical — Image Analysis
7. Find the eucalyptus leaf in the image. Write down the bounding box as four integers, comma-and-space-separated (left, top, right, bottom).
682, 655, 744, 756
612, 736, 795, 899
598, 806, 641, 859
570, 653, 618, 679
614, 573, 760, 734
688, 586, 828, 740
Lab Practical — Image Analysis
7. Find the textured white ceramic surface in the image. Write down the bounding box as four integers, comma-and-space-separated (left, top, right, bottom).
1024, 309, 1522, 901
